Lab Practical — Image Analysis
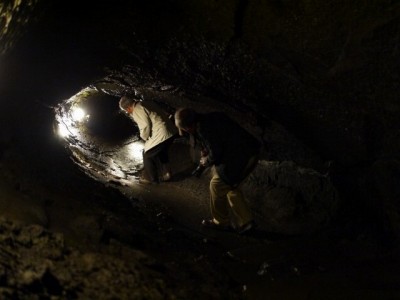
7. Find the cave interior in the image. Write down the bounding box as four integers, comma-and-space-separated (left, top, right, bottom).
0, 0, 399, 299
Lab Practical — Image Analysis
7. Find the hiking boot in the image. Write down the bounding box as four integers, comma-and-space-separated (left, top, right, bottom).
201, 219, 231, 231
160, 171, 172, 182
160, 164, 172, 181
138, 175, 158, 185
237, 220, 257, 235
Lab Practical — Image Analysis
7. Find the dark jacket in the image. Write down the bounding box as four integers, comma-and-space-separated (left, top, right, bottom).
195, 112, 261, 186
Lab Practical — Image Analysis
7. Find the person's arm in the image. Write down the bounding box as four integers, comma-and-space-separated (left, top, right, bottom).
132, 104, 151, 141
198, 125, 222, 167
199, 113, 235, 167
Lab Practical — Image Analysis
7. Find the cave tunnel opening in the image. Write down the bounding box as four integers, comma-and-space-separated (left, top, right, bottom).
54, 87, 147, 183
77, 91, 136, 143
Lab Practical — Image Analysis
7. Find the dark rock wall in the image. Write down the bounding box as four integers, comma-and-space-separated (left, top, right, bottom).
0, 0, 43, 55
104, 0, 399, 166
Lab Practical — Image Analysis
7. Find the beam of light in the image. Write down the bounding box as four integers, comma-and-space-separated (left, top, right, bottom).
127, 142, 144, 161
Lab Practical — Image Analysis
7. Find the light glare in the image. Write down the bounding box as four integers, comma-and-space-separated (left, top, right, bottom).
58, 123, 69, 137
128, 142, 144, 160
71, 107, 85, 122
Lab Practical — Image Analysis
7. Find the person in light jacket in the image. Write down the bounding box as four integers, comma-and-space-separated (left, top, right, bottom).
119, 96, 177, 184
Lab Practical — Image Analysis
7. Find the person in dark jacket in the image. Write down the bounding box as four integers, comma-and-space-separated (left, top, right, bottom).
174, 108, 261, 234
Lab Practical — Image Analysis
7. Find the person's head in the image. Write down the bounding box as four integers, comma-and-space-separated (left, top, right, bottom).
119, 96, 138, 114
174, 107, 197, 136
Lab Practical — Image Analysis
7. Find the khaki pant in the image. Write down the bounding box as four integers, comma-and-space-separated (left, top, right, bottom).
209, 156, 258, 227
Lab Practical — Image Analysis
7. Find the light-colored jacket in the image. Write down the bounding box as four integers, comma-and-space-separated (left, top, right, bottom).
130, 101, 177, 152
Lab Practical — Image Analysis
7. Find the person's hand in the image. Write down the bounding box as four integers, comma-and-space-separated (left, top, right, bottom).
199, 155, 208, 166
